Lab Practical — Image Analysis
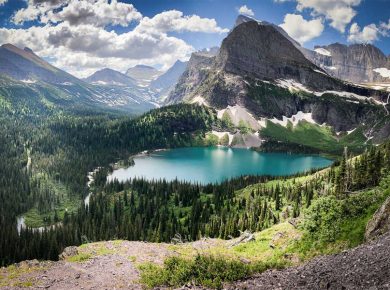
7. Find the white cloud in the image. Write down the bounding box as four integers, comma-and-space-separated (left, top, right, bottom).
238, 5, 254, 17
380, 19, 390, 31
347, 17, 390, 44
0, 0, 8, 5
13, 0, 141, 26
280, 14, 324, 44
135, 10, 228, 34
2, 3, 228, 78
347, 23, 379, 43
276, 0, 362, 32
0, 22, 193, 77
44, 0, 142, 27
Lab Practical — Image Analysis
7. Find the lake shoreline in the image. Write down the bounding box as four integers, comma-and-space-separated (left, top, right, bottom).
106, 147, 333, 185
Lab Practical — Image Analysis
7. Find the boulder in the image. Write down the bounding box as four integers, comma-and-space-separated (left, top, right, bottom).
59, 246, 79, 260
365, 196, 390, 241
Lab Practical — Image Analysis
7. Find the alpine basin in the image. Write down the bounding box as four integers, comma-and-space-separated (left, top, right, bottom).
108, 147, 332, 184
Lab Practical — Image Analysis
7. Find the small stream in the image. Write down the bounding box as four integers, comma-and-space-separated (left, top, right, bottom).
16, 168, 100, 234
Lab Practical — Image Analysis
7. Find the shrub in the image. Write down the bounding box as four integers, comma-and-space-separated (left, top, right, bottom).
139, 254, 286, 289
302, 196, 343, 242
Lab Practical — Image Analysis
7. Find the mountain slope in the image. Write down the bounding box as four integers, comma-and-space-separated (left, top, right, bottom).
228, 230, 390, 289
150, 60, 187, 100
309, 43, 390, 83
0, 44, 78, 84
166, 48, 219, 104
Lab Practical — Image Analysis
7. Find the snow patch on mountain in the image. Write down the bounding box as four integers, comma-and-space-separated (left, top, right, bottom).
314, 90, 367, 101
276, 79, 312, 93
313, 69, 328, 76
374, 68, 390, 79
269, 111, 316, 127
217, 105, 261, 130
314, 48, 331, 56
20, 79, 36, 84
191, 96, 209, 106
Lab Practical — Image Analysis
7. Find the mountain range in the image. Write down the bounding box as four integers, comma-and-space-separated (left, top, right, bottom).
167, 15, 390, 149
0, 15, 390, 149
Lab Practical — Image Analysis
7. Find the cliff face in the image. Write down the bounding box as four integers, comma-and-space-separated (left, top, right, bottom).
215, 21, 341, 91
310, 43, 390, 83
166, 49, 217, 104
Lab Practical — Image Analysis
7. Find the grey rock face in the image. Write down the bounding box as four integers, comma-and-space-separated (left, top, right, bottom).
166, 52, 216, 104
365, 196, 390, 241
150, 60, 188, 98
215, 20, 342, 91
310, 43, 390, 83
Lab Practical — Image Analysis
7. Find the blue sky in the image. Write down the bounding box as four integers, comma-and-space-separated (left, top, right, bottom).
0, 0, 389, 77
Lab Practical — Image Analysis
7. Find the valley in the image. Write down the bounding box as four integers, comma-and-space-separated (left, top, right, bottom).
0, 7, 390, 290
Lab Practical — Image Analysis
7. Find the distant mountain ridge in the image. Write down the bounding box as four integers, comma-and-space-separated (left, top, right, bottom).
84, 68, 136, 86
309, 43, 390, 84
0, 44, 156, 114
126, 65, 162, 87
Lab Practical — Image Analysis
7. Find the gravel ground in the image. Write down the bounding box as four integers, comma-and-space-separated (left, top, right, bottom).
225, 232, 390, 290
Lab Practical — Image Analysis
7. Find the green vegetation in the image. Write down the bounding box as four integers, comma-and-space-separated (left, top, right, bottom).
219, 133, 230, 146
140, 254, 286, 289
203, 133, 219, 146
0, 102, 217, 266
261, 121, 369, 155
238, 120, 252, 134
1, 68, 390, 290
221, 111, 233, 129
66, 253, 92, 263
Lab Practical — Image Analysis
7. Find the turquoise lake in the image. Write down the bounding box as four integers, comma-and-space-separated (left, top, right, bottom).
107, 147, 333, 184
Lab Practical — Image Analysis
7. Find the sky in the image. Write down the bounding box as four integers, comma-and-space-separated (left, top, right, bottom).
0, 0, 389, 78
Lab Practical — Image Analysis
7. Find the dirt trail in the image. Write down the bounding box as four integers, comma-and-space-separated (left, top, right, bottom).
1, 241, 173, 290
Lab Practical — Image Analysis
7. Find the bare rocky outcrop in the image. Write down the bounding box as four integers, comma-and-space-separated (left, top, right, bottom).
365, 196, 390, 241
59, 246, 79, 260
310, 43, 390, 83
223, 231, 390, 290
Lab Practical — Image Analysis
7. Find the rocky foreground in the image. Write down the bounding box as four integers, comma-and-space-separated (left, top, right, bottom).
1, 231, 389, 290
223, 231, 390, 290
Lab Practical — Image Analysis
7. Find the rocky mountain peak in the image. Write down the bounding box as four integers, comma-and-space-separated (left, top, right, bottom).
126, 64, 162, 86
23, 47, 34, 54
84, 67, 136, 86
215, 19, 336, 91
